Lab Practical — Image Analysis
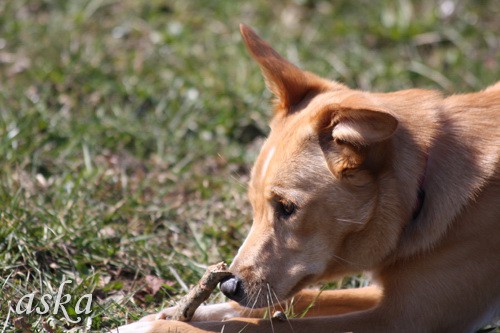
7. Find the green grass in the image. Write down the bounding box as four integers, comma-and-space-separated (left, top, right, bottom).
0, 0, 498, 331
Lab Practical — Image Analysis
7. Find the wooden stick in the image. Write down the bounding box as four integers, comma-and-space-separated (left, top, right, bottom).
170, 262, 231, 322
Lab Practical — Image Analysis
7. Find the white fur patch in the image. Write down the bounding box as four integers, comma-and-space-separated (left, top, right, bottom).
231, 225, 254, 266
260, 146, 275, 180
194, 303, 240, 321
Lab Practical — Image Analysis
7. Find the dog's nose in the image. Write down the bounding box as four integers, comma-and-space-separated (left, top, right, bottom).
219, 276, 244, 302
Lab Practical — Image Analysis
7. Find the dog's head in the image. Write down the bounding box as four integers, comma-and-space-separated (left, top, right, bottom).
221, 25, 404, 308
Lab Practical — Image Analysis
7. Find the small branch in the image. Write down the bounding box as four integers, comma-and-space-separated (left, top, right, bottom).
170, 262, 231, 322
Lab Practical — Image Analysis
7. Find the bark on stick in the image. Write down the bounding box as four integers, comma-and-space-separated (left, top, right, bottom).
170, 262, 231, 322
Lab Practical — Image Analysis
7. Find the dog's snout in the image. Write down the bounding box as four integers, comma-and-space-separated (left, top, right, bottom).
219, 276, 244, 302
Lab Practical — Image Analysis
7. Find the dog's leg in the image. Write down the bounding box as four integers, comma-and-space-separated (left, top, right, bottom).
218, 286, 381, 318
125, 269, 495, 333
114, 309, 394, 333
139, 286, 381, 323
283, 286, 382, 317
115, 294, 424, 333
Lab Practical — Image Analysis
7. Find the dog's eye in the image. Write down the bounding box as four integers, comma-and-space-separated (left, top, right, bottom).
275, 200, 296, 219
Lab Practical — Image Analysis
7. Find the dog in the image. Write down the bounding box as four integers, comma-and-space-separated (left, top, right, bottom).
114, 24, 500, 333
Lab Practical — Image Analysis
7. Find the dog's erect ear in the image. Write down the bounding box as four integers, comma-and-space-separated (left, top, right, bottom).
331, 103, 398, 146
316, 96, 398, 179
240, 24, 328, 112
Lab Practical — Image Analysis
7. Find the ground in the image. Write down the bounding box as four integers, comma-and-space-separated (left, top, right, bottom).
0, 0, 498, 332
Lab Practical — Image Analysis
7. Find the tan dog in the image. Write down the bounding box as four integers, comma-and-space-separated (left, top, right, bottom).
115, 25, 500, 333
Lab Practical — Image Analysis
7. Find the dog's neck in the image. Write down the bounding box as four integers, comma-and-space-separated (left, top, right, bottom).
394, 89, 499, 259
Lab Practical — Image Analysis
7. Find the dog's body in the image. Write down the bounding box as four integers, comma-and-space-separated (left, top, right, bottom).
116, 25, 500, 333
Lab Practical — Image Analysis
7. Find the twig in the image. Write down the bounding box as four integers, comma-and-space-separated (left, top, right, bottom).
170, 262, 231, 322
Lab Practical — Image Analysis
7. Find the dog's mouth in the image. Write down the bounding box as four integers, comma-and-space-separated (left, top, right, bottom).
219, 276, 273, 308
284, 274, 316, 299
220, 274, 317, 308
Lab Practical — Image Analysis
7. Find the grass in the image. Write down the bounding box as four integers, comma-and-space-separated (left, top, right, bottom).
0, 0, 498, 331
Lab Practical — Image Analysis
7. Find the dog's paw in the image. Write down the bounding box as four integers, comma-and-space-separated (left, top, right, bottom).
154, 306, 178, 320
135, 306, 179, 321
112, 320, 215, 333
138, 312, 160, 322
144, 303, 241, 322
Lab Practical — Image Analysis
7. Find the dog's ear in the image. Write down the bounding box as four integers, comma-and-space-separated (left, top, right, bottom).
316, 96, 398, 179
240, 24, 327, 112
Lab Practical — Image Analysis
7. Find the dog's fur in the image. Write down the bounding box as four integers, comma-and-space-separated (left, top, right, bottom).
115, 25, 500, 333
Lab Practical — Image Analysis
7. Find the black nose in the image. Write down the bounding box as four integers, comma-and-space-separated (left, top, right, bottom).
219, 276, 244, 302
